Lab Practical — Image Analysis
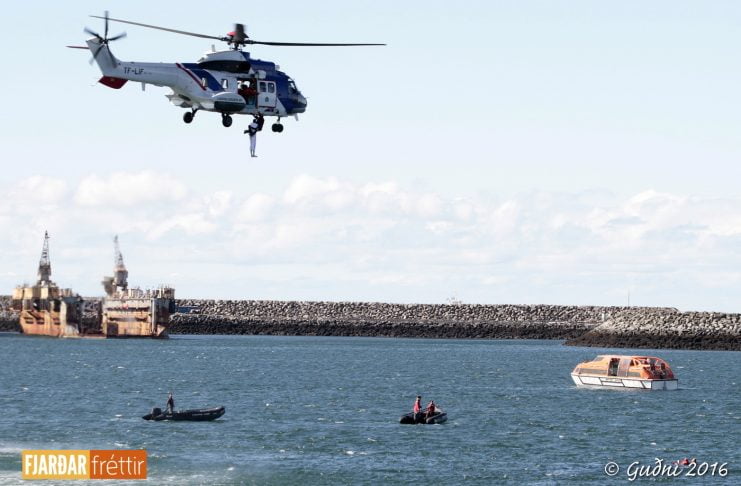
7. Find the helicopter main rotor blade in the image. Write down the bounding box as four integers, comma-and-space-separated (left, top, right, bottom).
89, 15, 385, 47
91, 15, 224, 41
248, 40, 386, 47
108, 32, 127, 42
84, 27, 103, 41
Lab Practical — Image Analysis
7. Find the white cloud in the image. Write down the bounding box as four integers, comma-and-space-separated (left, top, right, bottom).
74, 171, 187, 207
147, 212, 218, 239
283, 174, 343, 205
237, 193, 276, 222
413, 193, 445, 219
2, 172, 741, 310
203, 191, 233, 217
8, 176, 68, 203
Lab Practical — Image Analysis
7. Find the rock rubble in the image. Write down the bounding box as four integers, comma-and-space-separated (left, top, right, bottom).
2, 295, 738, 350
564, 308, 741, 350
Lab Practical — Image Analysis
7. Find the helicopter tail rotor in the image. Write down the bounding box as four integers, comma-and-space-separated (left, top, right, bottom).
84, 11, 126, 66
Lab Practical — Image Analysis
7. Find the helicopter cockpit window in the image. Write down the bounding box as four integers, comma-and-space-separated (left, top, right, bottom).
201, 78, 207, 89
259, 81, 267, 93
221, 79, 229, 89
268, 83, 275, 94
288, 80, 298, 94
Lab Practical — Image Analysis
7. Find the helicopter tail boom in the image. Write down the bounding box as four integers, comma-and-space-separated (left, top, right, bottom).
86, 37, 181, 92
86, 38, 120, 73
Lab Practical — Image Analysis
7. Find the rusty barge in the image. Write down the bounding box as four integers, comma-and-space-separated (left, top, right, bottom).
100, 236, 175, 338
11, 233, 175, 339
11, 232, 98, 337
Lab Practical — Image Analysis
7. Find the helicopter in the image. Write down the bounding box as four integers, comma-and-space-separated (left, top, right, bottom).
69, 12, 384, 132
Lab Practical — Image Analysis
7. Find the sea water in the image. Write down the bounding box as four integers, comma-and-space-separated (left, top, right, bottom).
0, 333, 738, 485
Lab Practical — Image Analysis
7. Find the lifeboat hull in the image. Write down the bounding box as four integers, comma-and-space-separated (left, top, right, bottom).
571, 373, 678, 390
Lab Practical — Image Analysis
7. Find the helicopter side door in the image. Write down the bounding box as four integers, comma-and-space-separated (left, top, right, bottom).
257, 80, 277, 112
237, 77, 258, 108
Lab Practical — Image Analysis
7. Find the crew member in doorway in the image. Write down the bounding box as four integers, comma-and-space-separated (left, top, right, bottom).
166, 392, 174, 413
244, 119, 259, 157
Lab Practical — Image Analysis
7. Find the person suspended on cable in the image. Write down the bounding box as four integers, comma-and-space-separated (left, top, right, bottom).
243, 119, 259, 157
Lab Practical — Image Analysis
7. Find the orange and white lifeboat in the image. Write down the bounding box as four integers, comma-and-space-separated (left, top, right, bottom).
571, 355, 678, 390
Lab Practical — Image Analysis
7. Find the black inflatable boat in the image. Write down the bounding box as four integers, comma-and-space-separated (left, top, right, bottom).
399, 410, 447, 424
142, 406, 225, 421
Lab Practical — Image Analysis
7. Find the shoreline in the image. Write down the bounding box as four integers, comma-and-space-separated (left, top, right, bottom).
2, 297, 739, 350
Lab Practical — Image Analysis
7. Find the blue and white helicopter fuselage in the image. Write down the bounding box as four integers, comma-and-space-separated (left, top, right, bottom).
88, 38, 307, 131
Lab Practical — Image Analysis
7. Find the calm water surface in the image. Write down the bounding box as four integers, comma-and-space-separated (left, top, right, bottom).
0, 333, 738, 485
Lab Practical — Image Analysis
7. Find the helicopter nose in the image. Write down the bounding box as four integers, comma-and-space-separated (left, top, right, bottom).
291, 93, 307, 113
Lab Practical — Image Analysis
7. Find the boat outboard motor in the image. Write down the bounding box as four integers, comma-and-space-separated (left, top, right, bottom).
151, 407, 162, 416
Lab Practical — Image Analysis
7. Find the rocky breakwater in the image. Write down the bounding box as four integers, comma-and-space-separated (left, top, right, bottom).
170, 300, 642, 340
565, 308, 741, 351
4, 294, 738, 349
0, 295, 16, 331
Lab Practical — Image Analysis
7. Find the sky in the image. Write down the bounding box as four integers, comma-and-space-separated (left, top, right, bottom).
1, 1, 741, 311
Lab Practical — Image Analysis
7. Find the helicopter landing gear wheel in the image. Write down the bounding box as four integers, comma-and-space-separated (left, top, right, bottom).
271, 123, 284, 133
183, 111, 194, 124
221, 114, 233, 127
